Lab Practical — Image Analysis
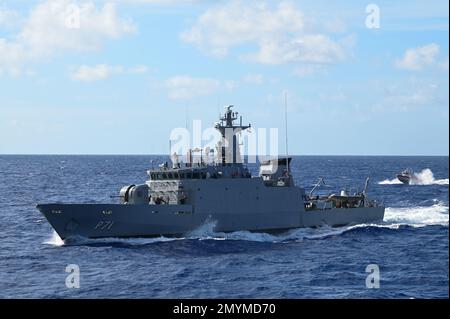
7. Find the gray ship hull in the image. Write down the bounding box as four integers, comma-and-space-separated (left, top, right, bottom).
37, 203, 385, 240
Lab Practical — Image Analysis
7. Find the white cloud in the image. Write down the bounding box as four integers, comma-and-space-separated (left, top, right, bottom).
249, 34, 345, 65
262, 90, 320, 114
224, 80, 237, 91
242, 74, 264, 84
163, 73, 269, 99
118, 0, 198, 3
70, 64, 124, 82
181, 1, 347, 67
395, 43, 440, 71
294, 65, 322, 77
128, 65, 149, 74
0, 6, 20, 28
164, 76, 221, 100
0, 0, 136, 75
70, 64, 151, 81
373, 79, 447, 112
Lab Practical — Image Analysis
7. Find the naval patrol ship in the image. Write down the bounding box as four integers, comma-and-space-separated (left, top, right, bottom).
37, 106, 385, 239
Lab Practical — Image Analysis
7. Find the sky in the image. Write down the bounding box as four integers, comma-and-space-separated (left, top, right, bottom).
0, 0, 448, 155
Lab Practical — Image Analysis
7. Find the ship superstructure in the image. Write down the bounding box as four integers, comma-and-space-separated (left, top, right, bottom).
37, 106, 385, 239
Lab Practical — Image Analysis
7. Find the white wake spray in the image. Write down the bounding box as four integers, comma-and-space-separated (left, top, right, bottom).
44, 231, 65, 246
43, 230, 180, 247
187, 222, 353, 243
384, 201, 449, 227
379, 168, 449, 185
378, 178, 403, 185
411, 169, 449, 185
182, 202, 449, 243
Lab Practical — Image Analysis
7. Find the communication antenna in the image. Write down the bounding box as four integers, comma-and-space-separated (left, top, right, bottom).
363, 177, 370, 196
309, 178, 325, 197
185, 103, 189, 130
284, 91, 289, 174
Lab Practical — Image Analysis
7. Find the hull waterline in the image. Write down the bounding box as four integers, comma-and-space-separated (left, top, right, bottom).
37, 203, 385, 240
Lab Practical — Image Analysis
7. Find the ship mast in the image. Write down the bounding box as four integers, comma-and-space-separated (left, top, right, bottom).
284, 92, 290, 174
214, 105, 251, 165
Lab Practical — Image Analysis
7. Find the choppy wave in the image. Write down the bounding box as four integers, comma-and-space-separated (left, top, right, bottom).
379, 168, 449, 185
44, 202, 448, 246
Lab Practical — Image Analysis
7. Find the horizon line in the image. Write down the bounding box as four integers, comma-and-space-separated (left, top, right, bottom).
0, 153, 448, 157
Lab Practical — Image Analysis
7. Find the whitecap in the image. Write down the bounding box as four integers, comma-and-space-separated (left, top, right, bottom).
384, 202, 449, 227
411, 169, 449, 185
378, 178, 403, 185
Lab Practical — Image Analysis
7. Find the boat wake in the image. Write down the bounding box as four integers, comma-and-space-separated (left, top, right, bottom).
379, 168, 449, 185
191, 223, 356, 243
378, 178, 403, 185
384, 201, 449, 227
43, 231, 181, 247
43, 202, 448, 246
44, 232, 65, 246
184, 201, 448, 242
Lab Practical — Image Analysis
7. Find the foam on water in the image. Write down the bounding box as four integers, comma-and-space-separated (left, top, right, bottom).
163, 202, 449, 243
183, 218, 352, 243
184, 201, 449, 242
411, 169, 449, 185
44, 230, 181, 247
44, 231, 65, 246
185, 218, 218, 238
379, 168, 449, 185
384, 201, 449, 227
187, 204, 449, 243
378, 178, 403, 185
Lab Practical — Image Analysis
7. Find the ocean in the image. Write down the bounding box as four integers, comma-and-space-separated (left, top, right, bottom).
0, 155, 448, 298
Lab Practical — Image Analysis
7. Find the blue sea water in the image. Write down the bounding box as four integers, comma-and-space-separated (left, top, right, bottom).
0, 155, 448, 298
